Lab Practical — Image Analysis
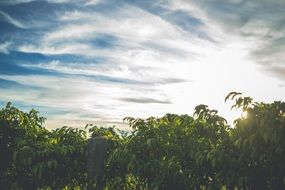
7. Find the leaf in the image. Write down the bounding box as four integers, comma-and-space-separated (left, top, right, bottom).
225, 92, 242, 102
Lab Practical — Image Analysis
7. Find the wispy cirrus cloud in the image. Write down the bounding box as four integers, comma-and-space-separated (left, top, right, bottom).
0, 11, 26, 28
17, 4, 201, 88
84, 0, 103, 6
0, 0, 284, 129
169, 0, 285, 81
119, 97, 172, 104
0, 41, 12, 54
0, 0, 84, 5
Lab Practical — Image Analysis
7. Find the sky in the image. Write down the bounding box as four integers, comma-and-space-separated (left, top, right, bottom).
0, 0, 284, 130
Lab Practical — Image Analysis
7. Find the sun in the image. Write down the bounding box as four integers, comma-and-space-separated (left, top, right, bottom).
241, 111, 248, 118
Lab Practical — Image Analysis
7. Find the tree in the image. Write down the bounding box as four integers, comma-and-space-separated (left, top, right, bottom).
0, 103, 87, 189
1, 92, 284, 189
226, 92, 285, 189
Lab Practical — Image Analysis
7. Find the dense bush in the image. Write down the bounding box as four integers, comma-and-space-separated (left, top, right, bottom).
103, 93, 285, 190
0, 92, 284, 189
0, 103, 87, 189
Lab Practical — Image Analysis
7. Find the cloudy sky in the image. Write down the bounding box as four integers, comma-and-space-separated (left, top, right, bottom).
0, 0, 284, 129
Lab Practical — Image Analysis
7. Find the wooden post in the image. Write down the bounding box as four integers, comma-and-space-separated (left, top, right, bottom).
87, 137, 107, 190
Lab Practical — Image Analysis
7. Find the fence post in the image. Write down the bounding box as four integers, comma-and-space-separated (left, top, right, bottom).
87, 136, 107, 190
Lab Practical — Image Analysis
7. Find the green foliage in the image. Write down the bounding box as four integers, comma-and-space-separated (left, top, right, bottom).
0, 103, 87, 189
105, 111, 230, 190
103, 93, 285, 189
0, 92, 284, 189
227, 93, 285, 189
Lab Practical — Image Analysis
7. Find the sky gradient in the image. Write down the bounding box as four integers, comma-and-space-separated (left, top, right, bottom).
0, 0, 284, 130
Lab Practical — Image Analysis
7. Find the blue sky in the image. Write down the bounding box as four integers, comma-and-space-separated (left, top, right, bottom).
0, 0, 284, 129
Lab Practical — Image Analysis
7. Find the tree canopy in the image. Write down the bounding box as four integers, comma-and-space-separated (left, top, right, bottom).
0, 92, 284, 189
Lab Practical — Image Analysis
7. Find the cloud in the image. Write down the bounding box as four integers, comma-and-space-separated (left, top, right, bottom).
18, 59, 189, 86
6, 2, 241, 127
0, 42, 12, 54
0, 0, 35, 5
119, 97, 172, 104
1, 0, 284, 129
267, 66, 285, 81
17, 5, 201, 87
46, 5, 203, 48
19, 43, 97, 56
0, 11, 26, 28
0, 73, 173, 128
84, 0, 103, 6
0, 0, 84, 5
0, 78, 28, 89
169, 0, 285, 81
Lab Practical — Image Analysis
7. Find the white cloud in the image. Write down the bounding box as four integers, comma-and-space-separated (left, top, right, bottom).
0, 42, 12, 54
43, 24, 98, 43
84, 0, 103, 6
0, 0, 35, 5
0, 11, 26, 28
19, 43, 97, 56
169, 0, 285, 81
5, 0, 284, 129
49, 5, 201, 45
60, 10, 96, 21
18, 5, 207, 86
0, 0, 85, 5
0, 73, 173, 128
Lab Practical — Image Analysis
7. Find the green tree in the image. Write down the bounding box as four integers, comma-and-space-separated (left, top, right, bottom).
226, 92, 285, 189
0, 102, 46, 188
1, 92, 284, 190
105, 111, 230, 190
0, 103, 87, 189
